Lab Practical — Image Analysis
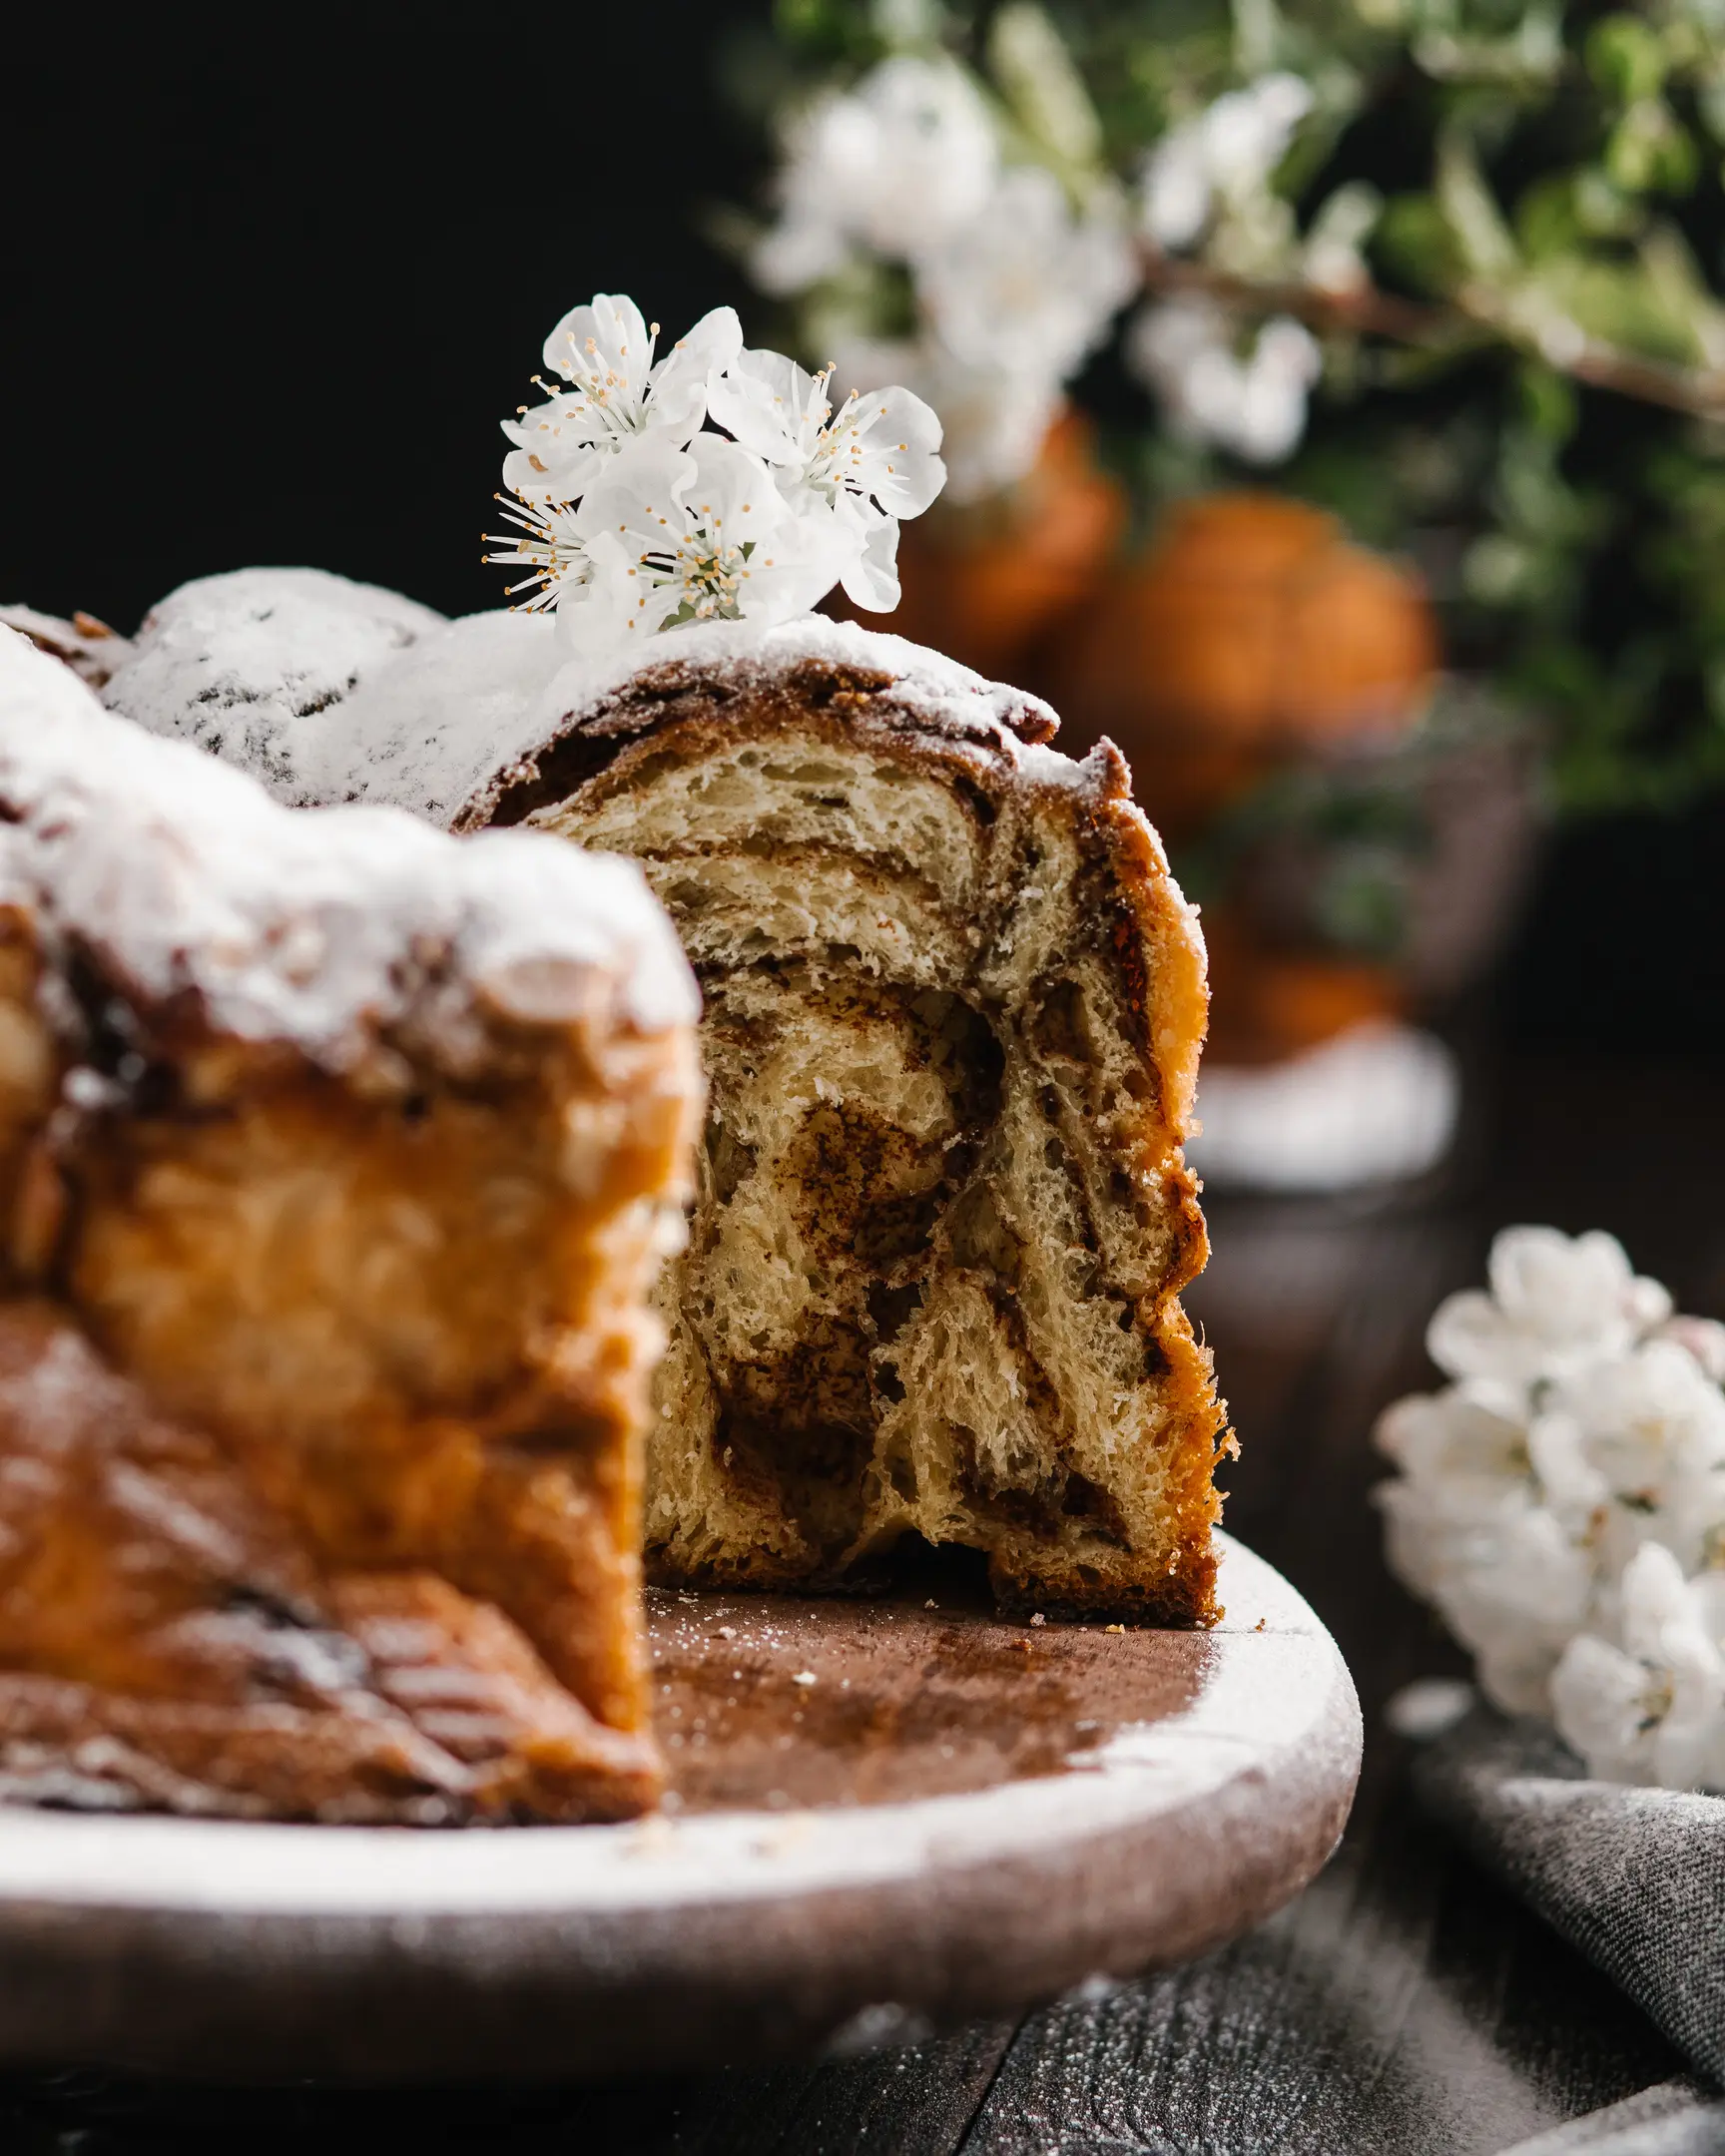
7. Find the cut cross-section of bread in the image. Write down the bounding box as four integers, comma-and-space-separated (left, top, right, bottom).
467, 626, 1227, 1623
99, 585, 1231, 1624
0, 626, 700, 1822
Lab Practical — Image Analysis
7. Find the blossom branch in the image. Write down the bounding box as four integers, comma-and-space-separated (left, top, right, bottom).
1138, 246, 1725, 421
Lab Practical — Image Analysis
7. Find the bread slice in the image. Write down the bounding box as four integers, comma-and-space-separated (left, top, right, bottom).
467, 626, 1226, 1622
0, 627, 700, 1821
100, 585, 1230, 1624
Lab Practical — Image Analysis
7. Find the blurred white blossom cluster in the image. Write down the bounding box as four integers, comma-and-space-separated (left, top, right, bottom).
1377, 1226, 1725, 1790
748, 37, 1361, 498
486, 292, 945, 651
1129, 70, 1364, 466
751, 52, 1137, 501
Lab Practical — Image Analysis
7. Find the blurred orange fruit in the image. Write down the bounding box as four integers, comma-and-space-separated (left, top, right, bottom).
1049, 491, 1438, 842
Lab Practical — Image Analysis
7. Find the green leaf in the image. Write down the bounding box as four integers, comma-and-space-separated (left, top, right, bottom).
771, 0, 889, 62
1376, 193, 1467, 296
774, 0, 834, 41
1572, 167, 1642, 239
1606, 98, 1699, 196
987, 4, 1104, 167
1413, 4, 1564, 90
1434, 128, 1520, 282
1517, 361, 1578, 442
1696, 62, 1725, 146
1638, 224, 1725, 356
1521, 259, 1673, 361
1514, 174, 1581, 262
1304, 179, 1383, 277
1232, 0, 1286, 78
1585, 14, 1670, 106
1505, 224, 1725, 369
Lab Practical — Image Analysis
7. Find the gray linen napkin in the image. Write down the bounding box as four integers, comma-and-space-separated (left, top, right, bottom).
1414, 1705, 1725, 2149
1497, 2080, 1725, 2155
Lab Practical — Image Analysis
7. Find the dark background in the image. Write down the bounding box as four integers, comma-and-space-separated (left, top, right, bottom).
3, 16, 771, 627
5, 14, 1723, 1056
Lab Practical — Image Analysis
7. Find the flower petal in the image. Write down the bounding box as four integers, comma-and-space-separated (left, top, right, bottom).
1427, 1289, 1534, 1389
648, 306, 744, 444
541, 292, 650, 385
708, 347, 825, 467
1551, 1634, 1656, 1781
838, 510, 900, 613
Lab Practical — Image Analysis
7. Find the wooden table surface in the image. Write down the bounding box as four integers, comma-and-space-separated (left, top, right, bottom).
2, 1048, 1715, 2154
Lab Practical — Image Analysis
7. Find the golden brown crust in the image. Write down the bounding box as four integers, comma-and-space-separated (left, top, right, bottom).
0, 1302, 659, 1822
0, 957, 695, 1816
0, 989, 695, 1818
0, 652, 702, 1822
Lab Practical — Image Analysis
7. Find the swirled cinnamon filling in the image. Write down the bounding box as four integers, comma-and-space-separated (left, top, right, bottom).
529, 687, 1228, 1625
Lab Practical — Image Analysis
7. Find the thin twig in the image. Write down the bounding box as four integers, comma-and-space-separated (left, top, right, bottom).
1138, 246, 1725, 420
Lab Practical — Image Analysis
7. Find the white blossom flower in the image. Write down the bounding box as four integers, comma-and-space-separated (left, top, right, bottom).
1302, 183, 1383, 296
1376, 1387, 1531, 1536
572, 435, 850, 648
751, 55, 1000, 296
1427, 1227, 1672, 1405
1127, 296, 1320, 464
488, 292, 949, 654
1443, 1503, 1593, 1721
501, 294, 742, 506
1656, 1314, 1725, 1383
1377, 1388, 1591, 1714
835, 335, 1063, 506
917, 166, 1137, 382
1377, 1223, 1725, 1770
707, 349, 945, 609
1140, 73, 1315, 252
1551, 1545, 1725, 1789
481, 492, 599, 618
1139, 134, 1211, 255
746, 53, 1134, 508
1540, 1342, 1725, 1574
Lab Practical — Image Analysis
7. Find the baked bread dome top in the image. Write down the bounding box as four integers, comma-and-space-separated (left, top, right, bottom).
5, 606, 694, 1068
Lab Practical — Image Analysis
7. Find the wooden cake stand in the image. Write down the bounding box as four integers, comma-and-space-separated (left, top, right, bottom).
0, 1532, 1360, 2080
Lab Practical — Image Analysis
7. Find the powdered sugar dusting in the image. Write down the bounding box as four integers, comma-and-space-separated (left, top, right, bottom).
94, 572, 1078, 828
0, 627, 697, 1062
1018, 738, 1127, 803
322, 609, 568, 823
543, 613, 1049, 747
351, 611, 1068, 826
105, 568, 446, 807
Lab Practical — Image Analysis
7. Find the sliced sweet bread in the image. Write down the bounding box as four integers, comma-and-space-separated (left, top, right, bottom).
0, 625, 700, 1822
464, 626, 1226, 1623
100, 583, 1230, 1623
